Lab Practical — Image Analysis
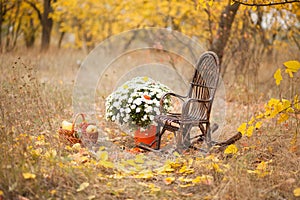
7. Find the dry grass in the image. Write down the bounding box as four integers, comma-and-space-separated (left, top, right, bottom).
0, 47, 299, 200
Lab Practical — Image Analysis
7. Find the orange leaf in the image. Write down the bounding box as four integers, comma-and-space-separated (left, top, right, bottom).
164, 177, 175, 185
143, 95, 151, 100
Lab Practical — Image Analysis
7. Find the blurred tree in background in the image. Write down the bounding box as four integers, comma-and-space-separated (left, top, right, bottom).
0, 0, 55, 51
0, 0, 299, 74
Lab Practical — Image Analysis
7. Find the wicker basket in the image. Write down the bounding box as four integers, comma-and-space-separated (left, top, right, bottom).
81, 123, 99, 145
58, 113, 85, 145
58, 113, 99, 146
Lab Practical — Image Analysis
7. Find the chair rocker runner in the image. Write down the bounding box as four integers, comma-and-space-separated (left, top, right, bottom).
138, 51, 222, 152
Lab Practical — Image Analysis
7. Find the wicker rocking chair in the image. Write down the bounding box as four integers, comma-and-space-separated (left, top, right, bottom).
138, 51, 221, 152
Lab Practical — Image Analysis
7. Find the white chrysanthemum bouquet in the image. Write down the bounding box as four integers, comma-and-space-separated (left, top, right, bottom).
105, 77, 172, 130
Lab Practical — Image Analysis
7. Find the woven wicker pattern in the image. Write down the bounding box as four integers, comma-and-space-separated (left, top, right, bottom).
58, 127, 82, 145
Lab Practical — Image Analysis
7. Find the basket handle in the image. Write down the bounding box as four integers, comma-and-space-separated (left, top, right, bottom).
71, 113, 86, 132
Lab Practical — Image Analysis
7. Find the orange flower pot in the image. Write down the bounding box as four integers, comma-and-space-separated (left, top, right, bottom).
134, 125, 157, 148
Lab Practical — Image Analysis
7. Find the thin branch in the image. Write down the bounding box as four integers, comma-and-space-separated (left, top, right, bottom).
291, 35, 300, 51
23, 0, 42, 23
233, 0, 300, 6
3, 2, 15, 15
204, 7, 213, 48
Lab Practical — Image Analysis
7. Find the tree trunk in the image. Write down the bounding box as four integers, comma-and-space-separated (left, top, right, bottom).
24, 18, 36, 48
0, 0, 14, 52
210, 2, 240, 65
0, 1, 3, 53
41, 0, 53, 51
0, 12, 2, 53
58, 31, 65, 48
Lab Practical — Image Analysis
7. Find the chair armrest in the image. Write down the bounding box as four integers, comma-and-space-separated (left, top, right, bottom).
159, 92, 188, 113
185, 97, 212, 104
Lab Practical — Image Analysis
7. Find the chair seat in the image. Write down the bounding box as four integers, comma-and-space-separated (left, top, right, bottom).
155, 113, 209, 125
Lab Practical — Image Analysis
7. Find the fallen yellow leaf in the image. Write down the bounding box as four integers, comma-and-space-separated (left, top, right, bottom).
237, 123, 247, 135
164, 177, 176, 185
224, 144, 238, 155
246, 125, 254, 137
77, 182, 89, 192
22, 172, 36, 179
211, 163, 223, 173
247, 161, 271, 177
255, 121, 262, 129
178, 176, 193, 183
88, 195, 96, 200
98, 151, 108, 161
179, 183, 194, 188
148, 183, 160, 192
72, 143, 81, 151
293, 187, 300, 197
192, 175, 213, 185
274, 68, 282, 85
284, 60, 300, 78
134, 170, 153, 179
247, 170, 256, 174
134, 154, 145, 164
50, 190, 56, 195
179, 165, 194, 174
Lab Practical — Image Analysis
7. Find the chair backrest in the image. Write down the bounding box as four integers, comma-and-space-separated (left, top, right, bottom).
186, 51, 220, 120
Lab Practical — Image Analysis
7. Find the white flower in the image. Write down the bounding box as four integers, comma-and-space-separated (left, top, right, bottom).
131, 105, 136, 109
105, 76, 172, 129
113, 101, 120, 108
133, 98, 142, 106
156, 92, 163, 98
154, 107, 160, 115
144, 106, 152, 113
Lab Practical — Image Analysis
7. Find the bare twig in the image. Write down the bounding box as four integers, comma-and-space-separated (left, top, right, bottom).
233, 0, 300, 7
23, 0, 42, 22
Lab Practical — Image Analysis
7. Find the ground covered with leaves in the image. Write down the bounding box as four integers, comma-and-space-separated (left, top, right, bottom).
0, 50, 299, 200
